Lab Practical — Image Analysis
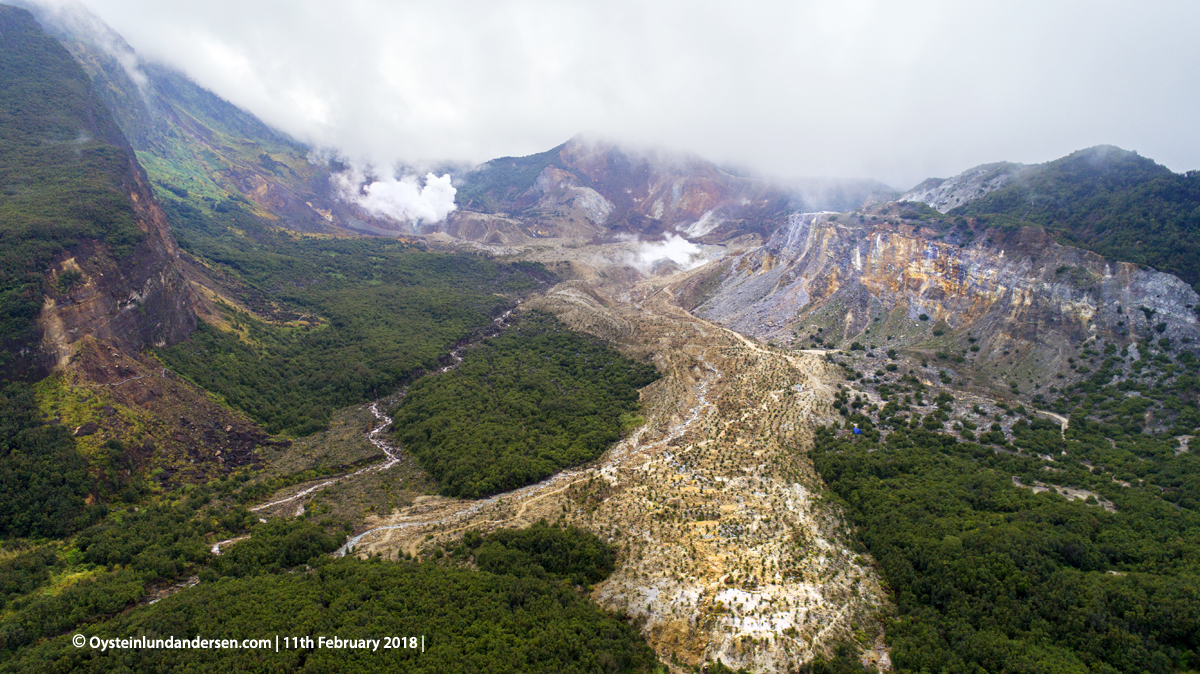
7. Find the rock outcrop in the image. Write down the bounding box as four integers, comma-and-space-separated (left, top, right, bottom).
899, 161, 1029, 213
0, 5, 196, 371
37, 163, 197, 369
444, 136, 890, 246
689, 211, 1200, 384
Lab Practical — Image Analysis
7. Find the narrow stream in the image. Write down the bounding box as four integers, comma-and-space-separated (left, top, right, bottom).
232, 302, 725, 560
243, 304, 519, 517
334, 349, 723, 557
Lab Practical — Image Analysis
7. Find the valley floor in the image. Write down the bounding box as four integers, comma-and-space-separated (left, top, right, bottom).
252, 269, 894, 673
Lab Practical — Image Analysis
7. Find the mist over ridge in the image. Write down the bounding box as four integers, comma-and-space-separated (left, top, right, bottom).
23, 0, 1200, 190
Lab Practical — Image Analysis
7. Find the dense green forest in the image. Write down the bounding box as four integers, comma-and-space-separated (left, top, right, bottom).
391, 311, 658, 498
953, 146, 1200, 290
0, 384, 94, 538
154, 195, 554, 435
462, 520, 615, 587
0, 490, 324, 654
1, 510, 659, 673
813, 338, 1200, 672
0, 6, 146, 368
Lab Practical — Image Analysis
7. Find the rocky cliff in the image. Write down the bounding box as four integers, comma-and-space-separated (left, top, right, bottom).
37, 162, 196, 368
0, 5, 282, 486
899, 161, 1029, 213
900, 146, 1200, 293
0, 5, 195, 373
686, 208, 1200, 390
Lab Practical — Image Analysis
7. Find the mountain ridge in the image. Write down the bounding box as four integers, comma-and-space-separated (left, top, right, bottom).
445, 135, 893, 247
685, 205, 1200, 401
17, 0, 364, 236
0, 4, 195, 376
902, 145, 1200, 290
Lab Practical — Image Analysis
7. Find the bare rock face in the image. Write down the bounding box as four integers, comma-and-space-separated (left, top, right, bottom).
38, 161, 197, 369
0, 5, 196, 374
691, 211, 1200, 373
555, 138, 784, 239
900, 162, 1029, 213
437, 211, 531, 246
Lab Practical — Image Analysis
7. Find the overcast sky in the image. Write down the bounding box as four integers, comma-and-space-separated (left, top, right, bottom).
44, 0, 1200, 189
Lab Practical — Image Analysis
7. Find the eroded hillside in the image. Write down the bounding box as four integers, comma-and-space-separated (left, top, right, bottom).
240, 186, 1200, 672
689, 209, 1200, 396
278, 277, 890, 672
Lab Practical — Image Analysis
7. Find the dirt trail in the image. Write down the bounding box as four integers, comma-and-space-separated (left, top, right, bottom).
1035, 410, 1070, 437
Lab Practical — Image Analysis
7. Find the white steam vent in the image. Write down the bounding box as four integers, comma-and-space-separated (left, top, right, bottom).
333, 165, 457, 225
622, 233, 706, 273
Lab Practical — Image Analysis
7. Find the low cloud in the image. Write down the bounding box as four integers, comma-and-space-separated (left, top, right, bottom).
331, 164, 457, 226
51, 1, 1200, 188
24, 0, 150, 92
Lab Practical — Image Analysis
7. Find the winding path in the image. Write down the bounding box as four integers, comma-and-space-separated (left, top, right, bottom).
1034, 409, 1070, 437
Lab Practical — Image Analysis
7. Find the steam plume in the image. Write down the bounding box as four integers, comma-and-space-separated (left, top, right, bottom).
623, 233, 705, 273
332, 164, 457, 225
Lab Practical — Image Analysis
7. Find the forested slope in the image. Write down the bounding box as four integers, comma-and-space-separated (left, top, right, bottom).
0, 5, 146, 366
953, 146, 1200, 291
392, 311, 659, 497
154, 194, 555, 435
21, 0, 349, 235
0, 4, 189, 537
813, 337, 1200, 672
0, 512, 658, 674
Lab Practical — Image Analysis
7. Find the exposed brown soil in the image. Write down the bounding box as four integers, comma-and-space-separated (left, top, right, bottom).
225, 238, 899, 672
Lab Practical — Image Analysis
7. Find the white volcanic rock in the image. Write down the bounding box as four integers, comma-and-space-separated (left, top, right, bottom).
900, 162, 1030, 213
